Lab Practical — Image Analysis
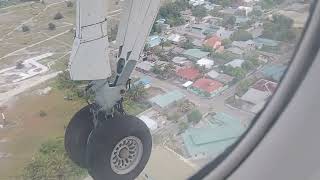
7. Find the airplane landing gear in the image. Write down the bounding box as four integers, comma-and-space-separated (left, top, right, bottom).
65, 107, 152, 180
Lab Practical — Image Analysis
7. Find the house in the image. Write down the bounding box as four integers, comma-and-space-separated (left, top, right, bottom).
241, 88, 270, 105
192, 39, 203, 47
237, 6, 253, 16
216, 27, 234, 40
204, 35, 222, 49
182, 112, 244, 159
225, 59, 245, 68
171, 56, 192, 67
176, 67, 201, 81
189, 78, 225, 97
182, 49, 210, 60
147, 35, 165, 48
182, 81, 193, 88
136, 61, 154, 73
167, 34, 185, 44
232, 40, 256, 51
252, 79, 278, 94
219, 8, 237, 16
247, 26, 263, 38
215, 74, 235, 85
149, 90, 186, 110
134, 77, 151, 89
253, 38, 279, 48
206, 69, 220, 79
190, 24, 208, 35
261, 64, 287, 82
196, 58, 214, 69
189, 0, 205, 6
226, 47, 245, 55
170, 47, 185, 55
235, 16, 250, 25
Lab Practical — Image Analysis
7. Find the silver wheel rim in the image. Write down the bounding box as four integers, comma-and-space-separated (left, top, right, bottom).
110, 136, 143, 175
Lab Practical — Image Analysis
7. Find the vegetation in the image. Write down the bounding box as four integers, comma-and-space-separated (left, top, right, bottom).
210, 0, 232, 7
191, 6, 207, 18
211, 51, 238, 62
187, 109, 202, 125
56, 71, 88, 100
181, 38, 194, 49
178, 122, 189, 134
222, 16, 236, 28
262, 14, 295, 42
222, 66, 246, 80
16, 61, 24, 69
157, 0, 188, 26
48, 22, 56, 30
236, 79, 254, 96
177, 100, 194, 113
260, 0, 284, 9
66, 1, 73, 7
54, 12, 64, 20
231, 30, 253, 41
152, 63, 176, 80
125, 83, 147, 102
22, 138, 86, 180
22, 24, 30, 32
39, 110, 47, 117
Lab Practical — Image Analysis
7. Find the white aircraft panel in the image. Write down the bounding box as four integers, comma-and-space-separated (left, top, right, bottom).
69, 0, 111, 80
70, 37, 111, 80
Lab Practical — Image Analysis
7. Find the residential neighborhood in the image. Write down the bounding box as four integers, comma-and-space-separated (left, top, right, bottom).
120, 0, 311, 169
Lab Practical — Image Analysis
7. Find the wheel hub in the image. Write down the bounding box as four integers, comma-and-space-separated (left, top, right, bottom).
110, 136, 143, 175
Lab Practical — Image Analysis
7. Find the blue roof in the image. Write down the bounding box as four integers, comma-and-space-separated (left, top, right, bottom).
261, 64, 287, 82
147, 35, 165, 48
182, 113, 244, 158
134, 77, 151, 86
149, 90, 185, 108
254, 38, 279, 47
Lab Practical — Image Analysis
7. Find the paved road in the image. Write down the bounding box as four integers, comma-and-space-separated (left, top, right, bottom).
132, 71, 254, 124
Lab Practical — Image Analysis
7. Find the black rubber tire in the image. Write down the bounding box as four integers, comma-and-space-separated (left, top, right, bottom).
86, 114, 152, 180
65, 105, 94, 168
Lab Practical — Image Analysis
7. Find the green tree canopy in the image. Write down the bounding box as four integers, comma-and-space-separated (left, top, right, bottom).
22, 138, 86, 180
231, 29, 253, 41
187, 109, 202, 124
192, 6, 208, 18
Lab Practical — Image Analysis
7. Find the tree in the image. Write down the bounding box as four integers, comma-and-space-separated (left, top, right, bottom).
242, 61, 254, 71
22, 24, 30, 32
16, 61, 24, 69
236, 79, 251, 96
222, 16, 236, 28
181, 38, 194, 49
187, 109, 202, 125
178, 122, 189, 134
262, 14, 295, 41
39, 110, 47, 117
191, 6, 207, 18
54, 12, 64, 20
66, 1, 73, 7
48, 22, 56, 30
231, 30, 253, 41
22, 138, 86, 180
126, 83, 146, 101
158, 1, 186, 26
214, 0, 232, 7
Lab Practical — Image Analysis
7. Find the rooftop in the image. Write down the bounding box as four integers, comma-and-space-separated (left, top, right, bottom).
196, 58, 214, 69
225, 59, 245, 68
136, 61, 154, 71
149, 90, 185, 108
192, 78, 224, 93
207, 69, 220, 79
226, 47, 244, 55
147, 35, 165, 48
176, 67, 201, 81
182, 112, 244, 158
241, 88, 270, 105
254, 38, 279, 47
215, 74, 234, 84
168, 33, 184, 43
252, 79, 278, 94
172, 56, 190, 65
183, 49, 210, 60
261, 64, 287, 82
204, 35, 221, 49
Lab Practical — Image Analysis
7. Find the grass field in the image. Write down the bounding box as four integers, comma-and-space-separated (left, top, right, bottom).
0, 83, 86, 179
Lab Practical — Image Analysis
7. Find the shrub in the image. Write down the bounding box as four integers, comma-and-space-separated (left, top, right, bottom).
66, 1, 73, 7
48, 22, 56, 30
39, 110, 47, 117
22, 24, 30, 32
54, 12, 64, 20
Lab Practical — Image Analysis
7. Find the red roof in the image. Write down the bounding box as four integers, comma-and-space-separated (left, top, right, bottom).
192, 78, 224, 93
176, 67, 200, 81
204, 35, 221, 49
252, 79, 278, 94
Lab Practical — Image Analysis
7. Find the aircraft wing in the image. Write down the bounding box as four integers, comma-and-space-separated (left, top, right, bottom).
69, 0, 111, 80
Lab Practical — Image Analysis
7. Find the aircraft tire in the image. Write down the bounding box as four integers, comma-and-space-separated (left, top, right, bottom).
86, 113, 152, 180
65, 105, 94, 168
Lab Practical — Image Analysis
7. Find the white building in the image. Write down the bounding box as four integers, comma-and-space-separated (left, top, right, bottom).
225, 59, 245, 68
197, 58, 214, 69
